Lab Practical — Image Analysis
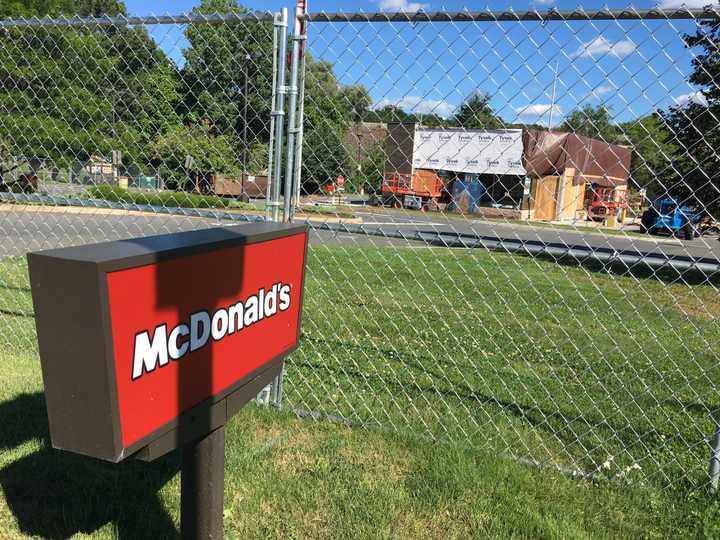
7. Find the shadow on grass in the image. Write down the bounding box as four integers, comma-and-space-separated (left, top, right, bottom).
0, 308, 33, 318
0, 393, 179, 539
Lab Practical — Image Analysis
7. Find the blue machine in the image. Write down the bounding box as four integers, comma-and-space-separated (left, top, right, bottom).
640, 198, 704, 240
448, 178, 485, 213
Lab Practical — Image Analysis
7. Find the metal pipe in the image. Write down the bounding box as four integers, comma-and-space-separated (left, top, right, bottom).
181, 426, 225, 540
710, 415, 720, 493
242, 55, 249, 199
304, 7, 720, 23
265, 12, 280, 221
290, 3, 308, 221
0, 11, 275, 28
266, 9, 289, 402
548, 61, 559, 128
282, 14, 302, 222
270, 8, 288, 223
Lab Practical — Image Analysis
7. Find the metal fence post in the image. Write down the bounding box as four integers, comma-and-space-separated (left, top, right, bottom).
267, 9, 287, 224
290, 1, 308, 220
282, 2, 304, 223
709, 415, 720, 494
267, 8, 289, 405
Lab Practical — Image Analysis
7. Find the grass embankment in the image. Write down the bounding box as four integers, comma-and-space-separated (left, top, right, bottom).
84, 185, 356, 219
1, 248, 720, 537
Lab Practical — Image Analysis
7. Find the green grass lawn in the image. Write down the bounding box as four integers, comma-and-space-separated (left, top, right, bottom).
2, 246, 720, 538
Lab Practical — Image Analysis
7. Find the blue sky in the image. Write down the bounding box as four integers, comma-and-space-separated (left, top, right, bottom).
123, 0, 717, 125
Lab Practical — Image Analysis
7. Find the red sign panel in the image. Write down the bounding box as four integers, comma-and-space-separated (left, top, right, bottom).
106, 233, 306, 447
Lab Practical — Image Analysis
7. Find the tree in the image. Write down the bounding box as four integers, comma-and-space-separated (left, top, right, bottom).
664, 19, 720, 212
0, 0, 182, 171
559, 105, 621, 143
353, 140, 385, 195
338, 85, 372, 123
180, 0, 273, 146
363, 105, 413, 124
0, 0, 126, 18
451, 92, 502, 129
300, 55, 358, 192
618, 114, 678, 198
150, 124, 240, 188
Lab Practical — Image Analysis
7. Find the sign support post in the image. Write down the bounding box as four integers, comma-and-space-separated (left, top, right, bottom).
181, 426, 226, 540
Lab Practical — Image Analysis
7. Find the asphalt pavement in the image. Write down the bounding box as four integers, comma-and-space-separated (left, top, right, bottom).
1, 206, 718, 263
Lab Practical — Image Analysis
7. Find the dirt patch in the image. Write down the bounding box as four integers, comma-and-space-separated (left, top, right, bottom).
674, 295, 720, 321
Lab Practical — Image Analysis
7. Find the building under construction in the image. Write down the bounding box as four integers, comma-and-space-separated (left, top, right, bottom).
381, 121, 631, 221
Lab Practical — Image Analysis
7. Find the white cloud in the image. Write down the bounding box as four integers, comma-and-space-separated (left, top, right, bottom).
674, 91, 709, 107
590, 85, 613, 98
657, 0, 719, 8
377, 0, 430, 11
572, 37, 637, 59
514, 104, 562, 117
373, 95, 455, 118
534, 0, 556, 4
513, 104, 563, 127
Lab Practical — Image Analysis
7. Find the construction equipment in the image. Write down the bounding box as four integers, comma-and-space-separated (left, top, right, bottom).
640, 198, 715, 240
374, 171, 447, 211
587, 187, 629, 223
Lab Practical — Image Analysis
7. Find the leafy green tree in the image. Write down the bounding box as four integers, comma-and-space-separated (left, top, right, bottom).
180, 0, 273, 146
0, 0, 181, 171
363, 105, 413, 123
664, 19, 719, 212
247, 142, 268, 175
353, 140, 385, 194
0, 0, 125, 18
150, 124, 240, 188
338, 85, 372, 123
452, 92, 503, 129
618, 114, 678, 198
300, 56, 357, 192
559, 105, 621, 143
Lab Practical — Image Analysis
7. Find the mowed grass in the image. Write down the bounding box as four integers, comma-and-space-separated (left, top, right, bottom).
2, 247, 720, 538
289, 244, 720, 488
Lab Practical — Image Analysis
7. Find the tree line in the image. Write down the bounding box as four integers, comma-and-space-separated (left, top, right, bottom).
0, 1, 717, 210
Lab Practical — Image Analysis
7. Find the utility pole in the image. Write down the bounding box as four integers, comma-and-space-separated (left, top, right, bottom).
548, 61, 559, 128
242, 53, 250, 198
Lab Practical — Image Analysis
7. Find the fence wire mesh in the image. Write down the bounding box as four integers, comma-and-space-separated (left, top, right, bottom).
284, 7, 720, 491
0, 5, 719, 492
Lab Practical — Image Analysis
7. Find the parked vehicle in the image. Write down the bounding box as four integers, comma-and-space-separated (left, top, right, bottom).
640, 198, 709, 240
587, 187, 628, 222
370, 170, 448, 211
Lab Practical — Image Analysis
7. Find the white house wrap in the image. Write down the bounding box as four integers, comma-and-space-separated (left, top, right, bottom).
411, 127, 527, 176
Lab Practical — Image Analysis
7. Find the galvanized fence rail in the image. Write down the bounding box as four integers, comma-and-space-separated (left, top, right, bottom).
0, 5, 719, 492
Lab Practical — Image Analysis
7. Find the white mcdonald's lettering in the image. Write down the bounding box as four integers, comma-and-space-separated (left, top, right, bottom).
131, 282, 292, 380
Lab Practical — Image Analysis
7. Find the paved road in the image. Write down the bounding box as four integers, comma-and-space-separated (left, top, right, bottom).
345, 208, 720, 260
1, 207, 718, 263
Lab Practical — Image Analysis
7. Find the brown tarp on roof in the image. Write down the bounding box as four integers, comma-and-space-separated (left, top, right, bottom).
522, 129, 631, 187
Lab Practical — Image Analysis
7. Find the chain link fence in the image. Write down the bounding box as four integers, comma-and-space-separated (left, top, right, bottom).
283, 6, 720, 491
1, 4, 720, 492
